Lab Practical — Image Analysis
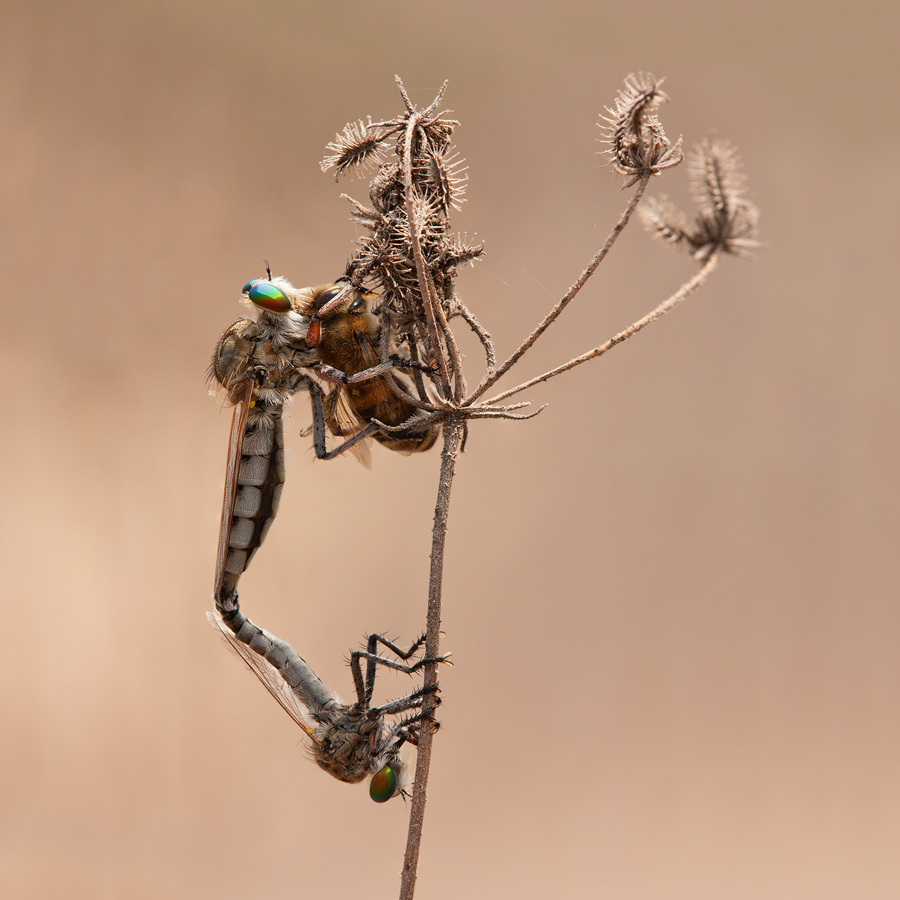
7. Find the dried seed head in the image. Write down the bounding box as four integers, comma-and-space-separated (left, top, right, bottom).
321, 120, 392, 180
370, 162, 404, 215
599, 72, 684, 186
341, 194, 380, 229
441, 234, 484, 272
418, 147, 468, 212
640, 195, 691, 248
641, 138, 760, 262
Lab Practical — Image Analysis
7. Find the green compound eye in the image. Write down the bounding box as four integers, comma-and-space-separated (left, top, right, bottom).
246, 281, 292, 313
369, 765, 397, 803
241, 279, 261, 294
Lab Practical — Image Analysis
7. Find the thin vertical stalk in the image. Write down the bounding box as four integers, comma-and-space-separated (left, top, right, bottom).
399, 416, 464, 900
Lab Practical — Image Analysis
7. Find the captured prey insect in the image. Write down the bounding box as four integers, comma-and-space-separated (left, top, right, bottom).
302, 282, 440, 460
209, 591, 442, 801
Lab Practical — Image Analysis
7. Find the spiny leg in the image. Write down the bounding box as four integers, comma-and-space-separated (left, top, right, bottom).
313, 355, 436, 386
373, 683, 441, 718
377, 703, 442, 755
350, 633, 448, 705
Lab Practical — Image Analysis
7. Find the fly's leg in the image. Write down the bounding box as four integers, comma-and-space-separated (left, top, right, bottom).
374, 683, 441, 718
376, 702, 443, 757
302, 380, 381, 461
350, 634, 450, 705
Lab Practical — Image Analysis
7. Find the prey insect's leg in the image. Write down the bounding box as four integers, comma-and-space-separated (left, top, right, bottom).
313, 355, 436, 386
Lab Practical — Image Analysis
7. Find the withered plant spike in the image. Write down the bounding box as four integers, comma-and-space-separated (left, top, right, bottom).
484, 252, 721, 406
639, 194, 692, 248
321, 119, 392, 180
640, 138, 760, 263
598, 72, 684, 186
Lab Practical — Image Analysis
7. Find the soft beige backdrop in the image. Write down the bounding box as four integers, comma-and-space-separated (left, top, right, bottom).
2, 1, 898, 897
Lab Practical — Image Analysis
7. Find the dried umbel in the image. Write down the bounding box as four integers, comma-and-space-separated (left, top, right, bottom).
641, 138, 761, 262
599, 72, 684, 186
209, 73, 759, 900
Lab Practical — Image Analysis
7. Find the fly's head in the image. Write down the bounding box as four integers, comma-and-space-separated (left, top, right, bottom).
368, 746, 407, 804
241, 274, 315, 357
366, 714, 414, 803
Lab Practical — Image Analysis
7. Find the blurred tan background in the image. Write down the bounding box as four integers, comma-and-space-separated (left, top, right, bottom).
2, 0, 898, 897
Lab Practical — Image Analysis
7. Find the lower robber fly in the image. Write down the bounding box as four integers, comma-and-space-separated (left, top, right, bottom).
209, 591, 441, 801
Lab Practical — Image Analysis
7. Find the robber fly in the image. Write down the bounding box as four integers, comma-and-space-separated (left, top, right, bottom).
209, 590, 441, 802
210, 273, 437, 601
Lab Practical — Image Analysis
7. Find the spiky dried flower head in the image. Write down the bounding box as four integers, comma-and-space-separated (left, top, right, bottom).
323, 83, 480, 332
321, 119, 396, 180
641, 138, 760, 262
599, 72, 684, 186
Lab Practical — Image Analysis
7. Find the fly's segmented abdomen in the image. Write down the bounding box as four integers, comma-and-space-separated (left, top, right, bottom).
214, 597, 335, 717
219, 398, 285, 600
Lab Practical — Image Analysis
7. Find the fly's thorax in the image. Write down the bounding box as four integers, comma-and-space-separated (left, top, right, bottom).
311, 706, 379, 784
211, 318, 258, 397
211, 319, 315, 406
311, 710, 407, 800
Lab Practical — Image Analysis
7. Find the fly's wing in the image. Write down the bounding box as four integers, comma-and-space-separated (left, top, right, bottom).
207, 610, 318, 740
323, 388, 372, 468
214, 381, 251, 603
214, 388, 287, 603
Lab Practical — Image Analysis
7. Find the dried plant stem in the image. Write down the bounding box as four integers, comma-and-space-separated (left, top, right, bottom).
466, 174, 650, 405
399, 112, 468, 400
399, 417, 465, 900
484, 251, 720, 405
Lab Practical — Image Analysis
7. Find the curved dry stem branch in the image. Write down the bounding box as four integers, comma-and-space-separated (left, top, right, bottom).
483, 252, 720, 405
450, 297, 496, 375
401, 110, 450, 392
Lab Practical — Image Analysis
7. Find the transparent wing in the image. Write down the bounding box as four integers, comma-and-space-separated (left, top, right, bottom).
323, 387, 372, 468
214, 381, 251, 601
207, 609, 319, 741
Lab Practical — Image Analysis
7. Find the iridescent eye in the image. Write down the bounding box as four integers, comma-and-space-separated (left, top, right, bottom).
369, 765, 397, 803
241, 279, 261, 295
247, 282, 292, 313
